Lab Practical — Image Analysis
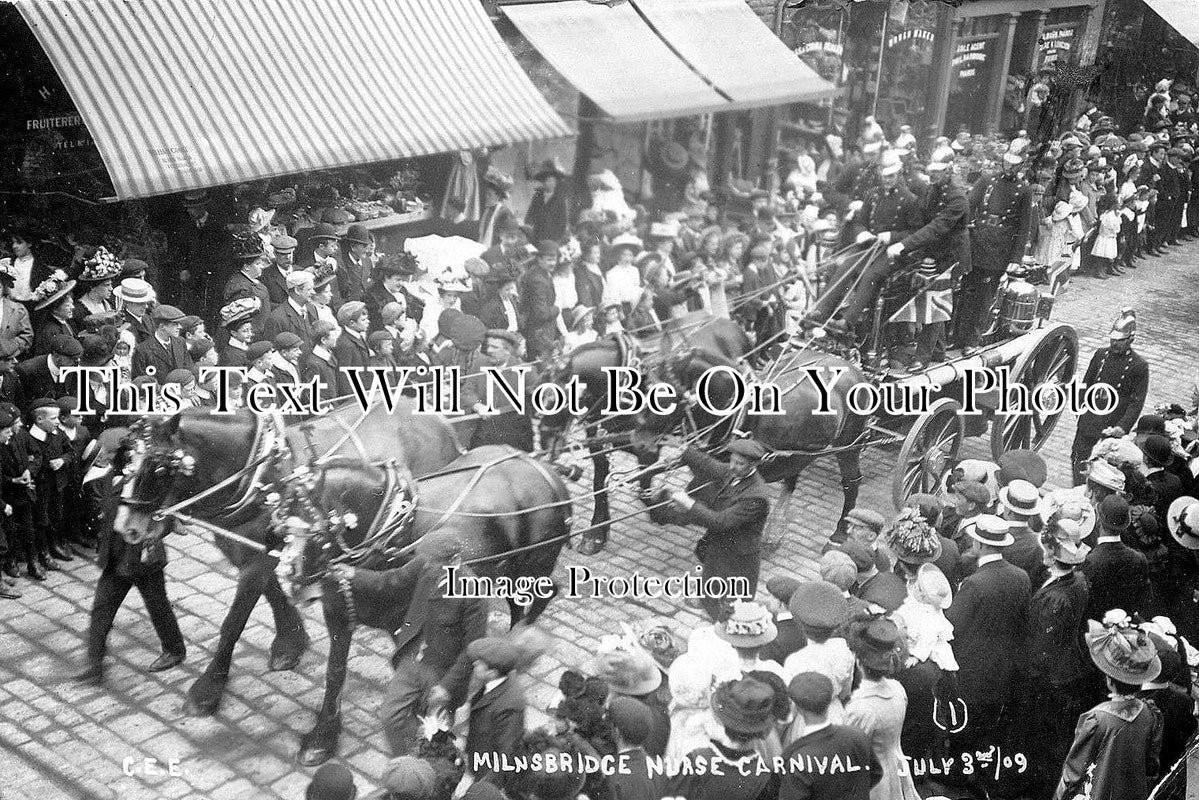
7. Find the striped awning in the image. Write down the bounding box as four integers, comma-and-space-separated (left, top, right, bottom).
504, 0, 836, 122
17, 0, 572, 200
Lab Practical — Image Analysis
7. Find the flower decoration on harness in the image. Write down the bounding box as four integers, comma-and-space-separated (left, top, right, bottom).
30, 269, 70, 304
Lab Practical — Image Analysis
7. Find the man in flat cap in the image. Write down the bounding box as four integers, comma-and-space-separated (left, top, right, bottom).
456, 636, 529, 774
780, 672, 880, 800
17, 334, 82, 403
132, 305, 193, 384
262, 233, 297, 306
669, 438, 773, 618
263, 270, 317, 344
465, 329, 533, 452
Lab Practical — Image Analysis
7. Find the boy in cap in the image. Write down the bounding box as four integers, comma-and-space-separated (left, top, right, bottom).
263, 233, 297, 305
368, 330, 397, 370
302, 321, 341, 406
782, 581, 854, 708
264, 269, 317, 344
760, 575, 807, 666
270, 332, 305, 388
334, 301, 372, 373
132, 305, 193, 384
780, 672, 880, 800
669, 439, 773, 618
459, 636, 529, 774
244, 341, 276, 396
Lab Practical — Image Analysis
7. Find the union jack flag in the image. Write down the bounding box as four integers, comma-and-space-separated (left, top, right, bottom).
888, 266, 954, 325
1045, 256, 1071, 297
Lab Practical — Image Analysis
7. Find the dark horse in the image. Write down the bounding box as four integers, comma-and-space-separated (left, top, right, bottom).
640, 343, 871, 530
272, 445, 572, 764
540, 311, 750, 554
112, 403, 462, 717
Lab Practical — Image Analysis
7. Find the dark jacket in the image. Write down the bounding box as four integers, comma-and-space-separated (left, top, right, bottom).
0, 432, 35, 508
778, 724, 881, 800
669, 739, 778, 800
1005, 526, 1047, 586
761, 615, 807, 666
517, 265, 559, 345
132, 335, 193, 384
525, 187, 571, 243
902, 179, 972, 274
855, 570, 907, 613
679, 448, 772, 594
464, 678, 526, 771
260, 264, 290, 307
574, 266, 605, 311
1026, 569, 1091, 686
1056, 696, 1162, 800
301, 349, 340, 405
262, 299, 317, 344
476, 295, 525, 333
1083, 538, 1150, 619
338, 253, 373, 304
1076, 347, 1149, 439
968, 173, 1033, 273
222, 271, 272, 333
609, 746, 666, 800
852, 185, 922, 241
333, 331, 372, 396
33, 315, 76, 357
945, 556, 1031, 705
1141, 684, 1196, 769
16, 355, 77, 403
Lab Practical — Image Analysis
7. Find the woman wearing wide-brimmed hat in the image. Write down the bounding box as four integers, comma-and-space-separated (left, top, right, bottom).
1054, 611, 1164, 800
72, 247, 121, 328
525, 157, 571, 243
30, 270, 77, 356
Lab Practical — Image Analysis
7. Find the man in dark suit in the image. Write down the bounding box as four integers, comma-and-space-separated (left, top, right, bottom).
337, 543, 487, 755
760, 575, 807, 666
222, 244, 272, 335
670, 439, 772, 618
337, 224, 374, 304
16, 334, 82, 405
518, 241, 561, 360
1083, 494, 1150, 619
1143, 434, 1184, 525
945, 514, 1031, 762
260, 234, 296, 306
997, 479, 1047, 584
262, 270, 316, 344
74, 431, 186, 684
365, 255, 420, 332
475, 264, 525, 334
173, 190, 228, 310
454, 636, 528, 776
780, 672, 881, 800
131, 305, 193, 384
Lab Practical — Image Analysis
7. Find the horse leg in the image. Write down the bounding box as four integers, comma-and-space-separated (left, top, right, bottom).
578, 429, 610, 555
762, 475, 799, 556
262, 568, 310, 671
518, 579, 558, 626
835, 448, 864, 538
298, 593, 351, 766
185, 562, 270, 716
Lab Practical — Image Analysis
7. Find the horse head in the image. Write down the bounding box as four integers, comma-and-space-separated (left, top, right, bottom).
537, 338, 624, 450
113, 408, 261, 544
638, 345, 748, 442
274, 458, 416, 604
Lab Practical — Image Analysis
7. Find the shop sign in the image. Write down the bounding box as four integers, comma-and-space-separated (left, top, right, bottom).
887, 28, 935, 49
1039, 27, 1076, 64
24, 113, 92, 150
952, 40, 989, 78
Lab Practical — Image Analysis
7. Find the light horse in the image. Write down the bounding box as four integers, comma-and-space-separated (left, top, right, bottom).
111, 402, 462, 716
272, 445, 572, 764
539, 311, 750, 554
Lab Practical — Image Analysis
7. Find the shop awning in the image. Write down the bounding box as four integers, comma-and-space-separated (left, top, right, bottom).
631, 0, 836, 108
1144, 0, 1199, 47
502, 1, 728, 122
16, 0, 572, 200
503, 0, 836, 122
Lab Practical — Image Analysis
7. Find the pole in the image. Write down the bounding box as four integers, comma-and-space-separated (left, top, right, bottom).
872, 8, 890, 119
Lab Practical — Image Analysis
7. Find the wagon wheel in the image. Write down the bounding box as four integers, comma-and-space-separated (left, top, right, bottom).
892, 398, 965, 509
989, 323, 1079, 460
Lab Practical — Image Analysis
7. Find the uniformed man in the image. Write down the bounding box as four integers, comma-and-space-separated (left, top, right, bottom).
1071, 308, 1149, 485
955, 141, 1033, 352
886, 156, 971, 368
805, 151, 922, 334
669, 438, 773, 619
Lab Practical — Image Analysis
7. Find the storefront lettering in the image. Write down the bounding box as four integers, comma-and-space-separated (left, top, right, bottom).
887, 29, 935, 49
798, 41, 844, 56
952, 40, 989, 69
25, 114, 85, 131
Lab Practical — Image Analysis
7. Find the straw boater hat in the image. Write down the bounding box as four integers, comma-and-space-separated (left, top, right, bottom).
1086, 614, 1161, 684
998, 479, 1042, 518
219, 296, 262, 330
113, 277, 155, 305
1167, 497, 1199, 550
714, 601, 778, 649
77, 247, 123, 283
968, 514, 1014, 548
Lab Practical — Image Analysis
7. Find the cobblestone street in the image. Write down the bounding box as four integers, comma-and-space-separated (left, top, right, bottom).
2, 250, 1196, 800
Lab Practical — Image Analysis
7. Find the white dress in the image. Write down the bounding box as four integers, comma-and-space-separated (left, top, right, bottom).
1091, 210, 1121, 259
602, 264, 644, 309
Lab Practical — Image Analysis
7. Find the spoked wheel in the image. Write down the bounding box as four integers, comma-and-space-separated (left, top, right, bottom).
892, 398, 965, 509
990, 323, 1079, 460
